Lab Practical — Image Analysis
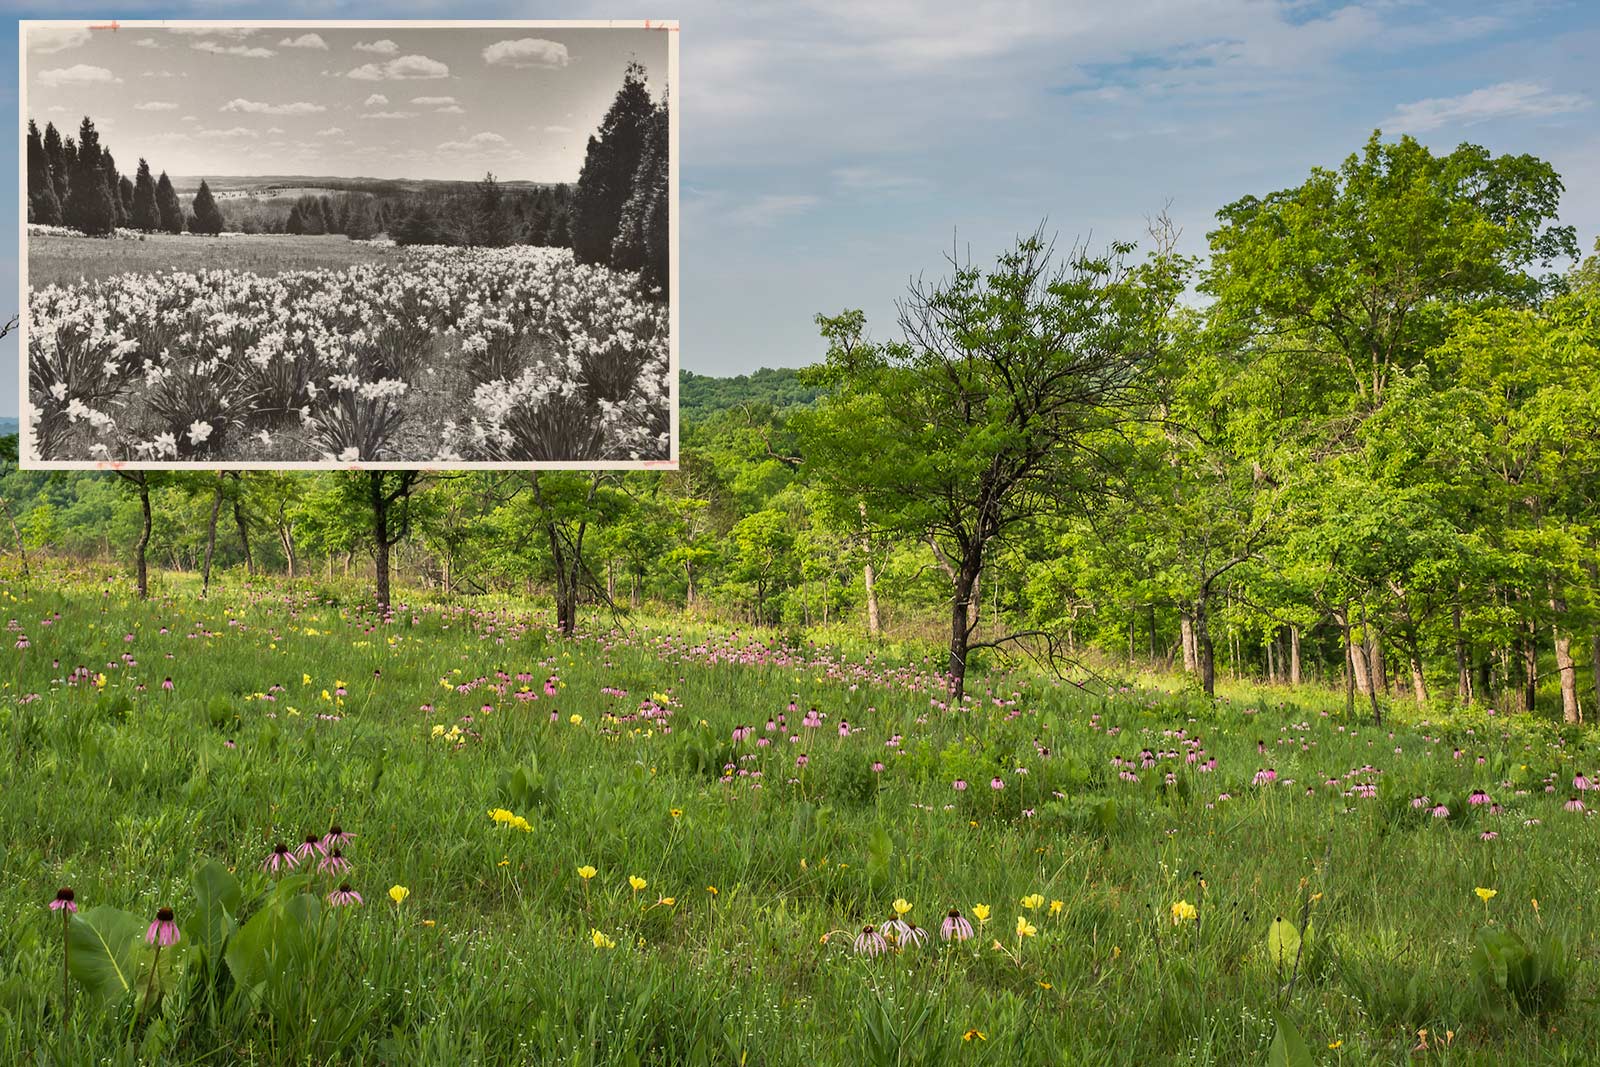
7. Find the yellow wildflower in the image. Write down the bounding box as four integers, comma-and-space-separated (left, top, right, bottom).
1016, 915, 1037, 938
1020, 893, 1044, 910
591, 929, 616, 950
578, 865, 597, 880
972, 903, 991, 924
629, 875, 647, 892
1170, 899, 1197, 924
388, 885, 409, 905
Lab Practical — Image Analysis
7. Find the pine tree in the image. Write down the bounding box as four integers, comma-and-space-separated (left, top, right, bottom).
118, 175, 135, 222
344, 199, 377, 240
190, 180, 224, 235
131, 159, 159, 231
572, 61, 658, 266
155, 171, 185, 234
300, 196, 326, 236
611, 99, 669, 293
26, 120, 62, 225
393, 200, 437, 246
42, 123, 70, 209
320, 194, 339, 235
470, 172, 509, 247
64, 117, 116, 235
101, 150, 127, 227
285, 204, 305, 235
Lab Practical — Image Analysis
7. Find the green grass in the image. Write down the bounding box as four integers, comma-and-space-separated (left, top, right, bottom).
27, 232, 400, 290
3, 562, 1599, 1065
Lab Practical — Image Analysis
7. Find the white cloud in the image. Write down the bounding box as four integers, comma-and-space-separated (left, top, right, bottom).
134, 38, 160, 49
832, 167, 933, 194
27, 27, 91, 54
266, 126, 285, 134
482, 38, 570, 69
221, 98, 326, 115
192, 41, 276, 59
315, 126, 345, 137
363, 111, 418, 119
411, 96, 457, 106
353, 39, 400, 55
38, 64, 121, 87
435, 105, 465, 114
346, 54, 450, 81
1391, 81, 1590, 132
143, 70, 178, 78
181, 115, 197, 123
164, 27, 256, 39
279, 33, 328, 50
196, 126, 260, 139
437, 131, 518, 152
135, 101, 179, 111
364, 93, 390, 106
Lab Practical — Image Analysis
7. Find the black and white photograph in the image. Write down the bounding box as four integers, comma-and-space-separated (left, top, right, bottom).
19, 20, 676, 469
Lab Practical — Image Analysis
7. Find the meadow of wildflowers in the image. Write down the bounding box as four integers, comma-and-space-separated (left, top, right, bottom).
4, 564, 1600, 1064
24, 244, 671, 465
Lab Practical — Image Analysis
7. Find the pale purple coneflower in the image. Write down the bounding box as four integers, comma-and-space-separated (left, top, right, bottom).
1574, 773, 1592, 791
327, 883, 363, 907
161, 677, 174, 691
953, 779, 968, 792
1564, 796, 1586, 813
1468, 790, 1490, 806
990, 777, 1004, 790
262, 842, 298, 873
941, 908, 974, 941
321, 824, 355, 851
881, 916, 910, 942
853, 924, 888, 957
50, 886, 77, 913
901, 923, 929, 948
1431, 804, 1450, 818
146, 907, 180, 947
319, 848, 351, 875
295, 833, 325, 861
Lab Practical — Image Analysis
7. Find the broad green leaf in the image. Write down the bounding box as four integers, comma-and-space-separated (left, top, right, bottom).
67, 906, 145, 1008
1267, 1011, 1314, 1067
186, 859, 241, 961
1267, 916, 1301, 968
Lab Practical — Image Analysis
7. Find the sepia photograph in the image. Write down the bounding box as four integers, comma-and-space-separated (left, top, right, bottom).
19, 20, 676, 468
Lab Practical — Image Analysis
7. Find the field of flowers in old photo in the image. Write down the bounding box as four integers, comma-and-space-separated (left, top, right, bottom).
27, 240, 670, 465
5, 565, 1600, 1065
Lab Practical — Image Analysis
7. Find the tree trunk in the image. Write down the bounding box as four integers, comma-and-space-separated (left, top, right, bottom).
1147, 603, 1158, 662
130, 474, 151, 600
1522, 620, 1538, 714
1179, 611, 1197, 675
231, 475, 253, 575
1453, 600, 1471, 705
1339, 608, 1355, 717
1195, 598, 1216, 696
1360, 611, 1382, 726
370, 473, 391, 611
863, 558, 881, 637
946, 554, 981, 701
1289, 625, 1302, 686
201, 472, 224, 598
280, 524, 296, 580
1588, 561, 1600, 716
1551, 589, 1580, 724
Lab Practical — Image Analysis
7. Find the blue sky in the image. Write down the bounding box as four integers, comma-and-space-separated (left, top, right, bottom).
4, 2, 1599, 419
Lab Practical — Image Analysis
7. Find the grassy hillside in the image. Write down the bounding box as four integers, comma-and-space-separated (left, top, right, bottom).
27, 233, 401, 289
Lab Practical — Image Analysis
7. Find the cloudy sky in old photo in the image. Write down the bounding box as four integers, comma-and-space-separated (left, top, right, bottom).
3, 2, 1600, 414
20, 24, 667, 183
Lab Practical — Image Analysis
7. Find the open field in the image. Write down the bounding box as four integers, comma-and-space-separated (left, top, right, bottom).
4, 567, 1599, 1065
26, 233, 401, 290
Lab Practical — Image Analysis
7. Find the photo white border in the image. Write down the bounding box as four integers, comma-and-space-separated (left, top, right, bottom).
18, 18, 680, 472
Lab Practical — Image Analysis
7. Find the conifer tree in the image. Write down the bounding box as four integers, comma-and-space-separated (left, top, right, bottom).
611, 99, 669, 293
155, 171, 185, 234
285, 204, 305, 235
26, 120, 62, 225
63, 117, 115, 235
572, 61, 657, 266
131, 159, 159, 231
42, 122, 70, 209
393, 200, 437, 246
190, 179, 224, 235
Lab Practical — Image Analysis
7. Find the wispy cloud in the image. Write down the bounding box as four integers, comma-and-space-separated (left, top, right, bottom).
1392, 81, 1589, 132
362, 110, 419, 119
37, 64, 120, 87
28, 27, 90, 54
727, 194, 820, 228
352, 39, 399, 55
279, 33, 328, 51
135, 101, 179, 111
195, 126, 260, 139
192, 40, 276, 59
221, 98, 327, 116
364, 93, 389, 107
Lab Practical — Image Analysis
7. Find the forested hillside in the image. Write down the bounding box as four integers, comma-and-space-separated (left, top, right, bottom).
6, 132, 1599, 725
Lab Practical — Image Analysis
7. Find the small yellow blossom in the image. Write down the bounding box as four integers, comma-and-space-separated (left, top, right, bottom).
1475, 887, 1497, 903
963, 1029, 986, 1042
570, 714, 583, 726
629, 875, 647, 892
657, 896, 675, 906
578, 865, 597, 880
1171, 899, 1197, 924
1049, 899, 1064, 915
388, 885, 409, 905
972, 903, 991, 924
591, 929, 616, 950
1016, 915, 1037, 938
1020, 893, 1044, 910
893, 898, 913, 917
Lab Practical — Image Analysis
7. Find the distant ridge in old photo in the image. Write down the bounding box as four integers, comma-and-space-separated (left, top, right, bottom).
20, 21, 676, 468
